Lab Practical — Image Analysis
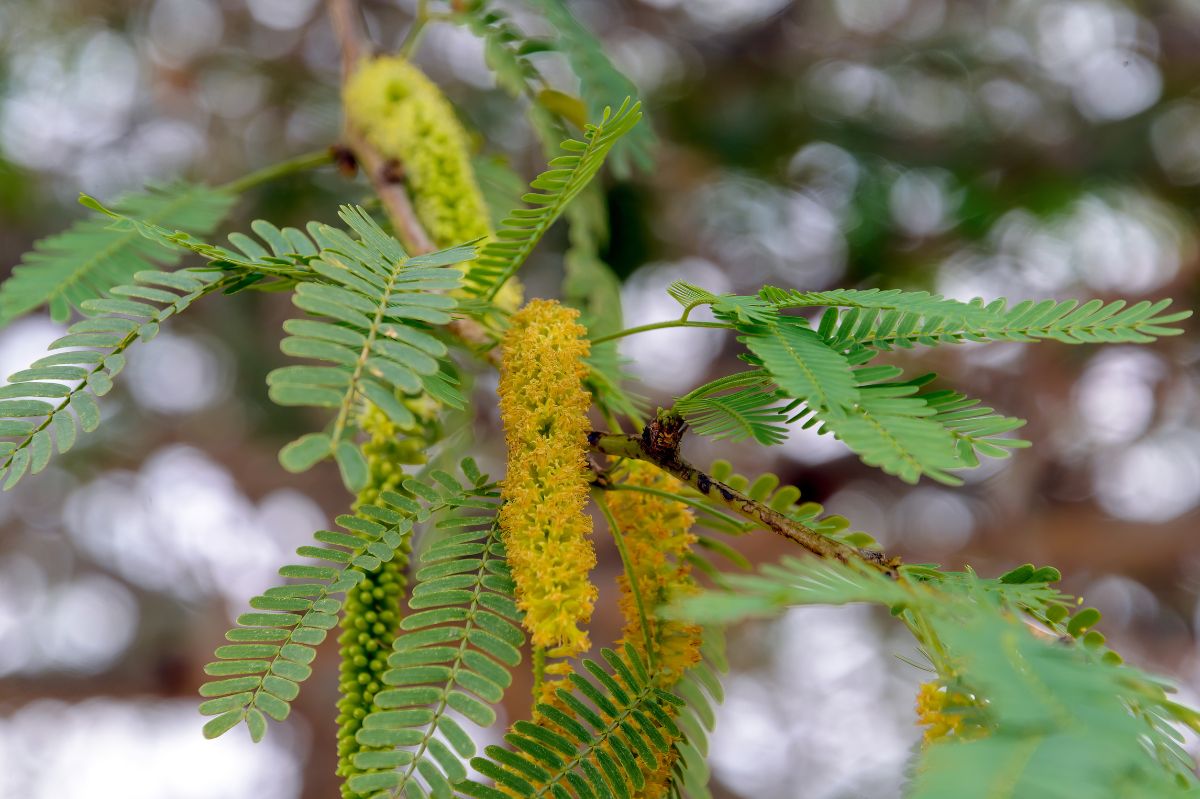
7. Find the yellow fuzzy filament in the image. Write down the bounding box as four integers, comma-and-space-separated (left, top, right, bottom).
498, 299, 596, 658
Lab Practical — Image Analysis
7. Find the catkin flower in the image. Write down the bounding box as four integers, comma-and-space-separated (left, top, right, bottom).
342, 56, 523, 311
498, 299, 596, 657
915, 681, 965, 743
607, 462, 703, 799
344, 56, 492, 250
609, 461, 703, 687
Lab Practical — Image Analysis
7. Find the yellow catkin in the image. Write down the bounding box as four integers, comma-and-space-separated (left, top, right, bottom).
344, 56, 492, 249
342, 55, 523, 311
607, 462, 703, 798
915, 681, 965, 744
498, 299, 596, 658
609, 461, 703, 688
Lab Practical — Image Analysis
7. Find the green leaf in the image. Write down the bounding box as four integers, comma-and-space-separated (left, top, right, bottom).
668, 282, 776, 325
520, 0, 654, 175
676, 371, 789, 446
200, 467, 497, 743
0, 269, 224, 490
202, 711, 244, 739
463, 99, 642, 300
334, 440, 369, 492
741, 319, 859, 414
0, 183, 235, 325
268, 206, 470, 489
458, 646, 680, 799
278, 433, 333, 472
349, 518, 518, 797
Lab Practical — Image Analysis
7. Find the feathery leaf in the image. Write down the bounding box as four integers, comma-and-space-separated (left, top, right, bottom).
202, 463, 497, 742
463, 99, 642, 301
740, 318, 860, 414
0, 183, 234, 325
522, 0, 654, 174
351, 515, 523, 797
269, 206, 476, 487
458, 644, 683, 799
0, 269, 228, 489
675, 371, 789, 446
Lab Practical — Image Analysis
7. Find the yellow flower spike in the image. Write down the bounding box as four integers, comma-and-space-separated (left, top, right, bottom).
344, 56, 491, 249
342, 56, 524, 309
608, 461, 703, 688
498, 299, 596, 658
602, 462, 703, 799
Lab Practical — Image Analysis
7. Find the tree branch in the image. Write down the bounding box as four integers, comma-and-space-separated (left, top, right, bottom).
325, 2, 888, 570
588, 413, 901, 575
326, 0, 501, 366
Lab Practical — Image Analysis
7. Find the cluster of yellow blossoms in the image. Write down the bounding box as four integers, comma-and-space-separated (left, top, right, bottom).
344, 56, 492, 251
609, 462, 703, 798
498, 299, 596, 658
609, 461, 703, 686
510, 463, 702, 799
342, 56, 522, 311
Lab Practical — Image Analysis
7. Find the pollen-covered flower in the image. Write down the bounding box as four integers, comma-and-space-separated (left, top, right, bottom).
336, 402, 419, 797
344, 56, 492, 250
609, 461, 703, 687
342, 56, 524, 310
915, 681, 967, 744
498, 299, 596, 658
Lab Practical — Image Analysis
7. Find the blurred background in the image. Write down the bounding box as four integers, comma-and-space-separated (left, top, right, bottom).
1, 0, 1199, 796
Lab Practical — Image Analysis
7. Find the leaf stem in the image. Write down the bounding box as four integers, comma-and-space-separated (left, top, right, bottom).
400, 0, 431, 57
595, 491, 658, 673
531, 646, 546, 703
219, 149, 334, 195
590, 318, 732, 346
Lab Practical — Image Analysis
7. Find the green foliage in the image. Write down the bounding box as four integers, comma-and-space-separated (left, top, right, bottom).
741, 318, 861, 413
521, 0, 654, 175
201, 462, 496, 742
455, 1, 553, 110
0, 182, 235, 325
667, 282, 776, 326
347, 517, 523, 798
675, 371, 789, 446
462, 99, 642, 301
0, 268, 227, 490
670, 557, 1200, 798
667, 282, 1186, 484
667, 629, 728, 799
802, 291, 1192, 353
704, 460, 877, 551
4, 10, 1195, 799
78, 198, 476, 491
268, 206, 474, 488
458, 644, 685, 799
82, 193, 324, 286
909, 609, 1198, 799
454, 0, 571, 157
